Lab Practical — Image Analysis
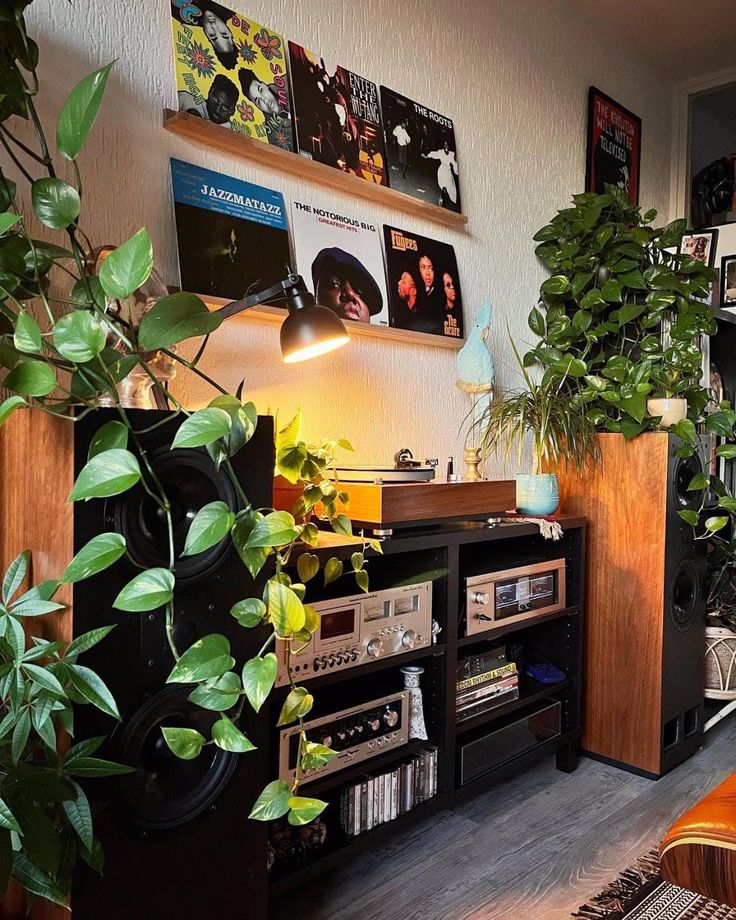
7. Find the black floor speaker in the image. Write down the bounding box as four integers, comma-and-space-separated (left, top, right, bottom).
70, 409, 274, 919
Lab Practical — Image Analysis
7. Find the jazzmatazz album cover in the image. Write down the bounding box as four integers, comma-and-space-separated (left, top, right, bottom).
288, 42, 387, 185
170, 0, 294, 149
380, 87, 461, 213
383, 225, 463, 339
170, 158, 292, 302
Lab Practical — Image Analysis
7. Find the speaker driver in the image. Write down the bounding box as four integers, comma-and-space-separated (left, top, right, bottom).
669, 559, 699, 632
117, 686, 237, 831
672, 454, 703, 512
113, 447, 237, 583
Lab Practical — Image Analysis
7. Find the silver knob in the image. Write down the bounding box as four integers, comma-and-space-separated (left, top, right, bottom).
367, 638, 383, 658
472, 591, 489, 605
367, 718, 380, 732
320, 734, 332, 747
402, 629, 418, 649
383, 708, 399, 728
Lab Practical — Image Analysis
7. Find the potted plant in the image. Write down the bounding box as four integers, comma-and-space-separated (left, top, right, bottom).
525, 188, 716, 439
479, 343, 599, 515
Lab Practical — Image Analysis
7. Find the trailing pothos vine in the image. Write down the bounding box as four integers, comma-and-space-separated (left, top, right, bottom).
0, 3, 375, 907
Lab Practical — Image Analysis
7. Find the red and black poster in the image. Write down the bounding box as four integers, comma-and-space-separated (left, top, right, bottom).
585, 86, 641, 205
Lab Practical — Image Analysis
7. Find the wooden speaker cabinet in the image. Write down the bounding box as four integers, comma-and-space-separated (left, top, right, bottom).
554, 433, 706, 778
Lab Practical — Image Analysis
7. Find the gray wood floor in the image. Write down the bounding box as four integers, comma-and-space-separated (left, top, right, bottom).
271, 718, 736, 920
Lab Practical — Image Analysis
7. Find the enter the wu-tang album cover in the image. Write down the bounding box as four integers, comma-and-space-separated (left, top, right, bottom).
288, 41, 387, 185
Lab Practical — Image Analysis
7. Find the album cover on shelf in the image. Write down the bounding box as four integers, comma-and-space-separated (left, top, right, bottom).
170, 158, 291, 302
380, 86, 461, 213
288, 42, 387, 185
290, 200, 389, 326
383, 225, 463, 339
170, 1, 294, 149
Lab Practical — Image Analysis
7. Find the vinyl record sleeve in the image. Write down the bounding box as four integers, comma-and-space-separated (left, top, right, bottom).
170, 158, 291, 302
288, 42, 387, 185
380, 86, 461, 213
170, 0, 294, 149
291, 200, 389, 326
383, 225, 463, 339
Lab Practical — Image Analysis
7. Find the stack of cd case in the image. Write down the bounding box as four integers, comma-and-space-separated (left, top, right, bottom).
456, 647, 519, 722
339, 748, 438, 837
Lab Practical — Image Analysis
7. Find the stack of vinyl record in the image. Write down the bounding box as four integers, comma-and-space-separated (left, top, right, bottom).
456, 647, 519, 723
339, 748, 438, 837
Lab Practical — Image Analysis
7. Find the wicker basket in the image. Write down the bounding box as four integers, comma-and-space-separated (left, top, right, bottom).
705, 625, 736, 700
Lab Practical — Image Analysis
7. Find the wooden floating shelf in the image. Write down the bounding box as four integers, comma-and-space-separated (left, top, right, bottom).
163, 108, 468, 232
201, 293, 464, 350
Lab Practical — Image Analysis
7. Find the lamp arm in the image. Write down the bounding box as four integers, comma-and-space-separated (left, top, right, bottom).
216, 273, 308, 319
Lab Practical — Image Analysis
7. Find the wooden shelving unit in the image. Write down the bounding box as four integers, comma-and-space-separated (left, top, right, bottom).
163, 109, 468, 232
264, 518, 586, 906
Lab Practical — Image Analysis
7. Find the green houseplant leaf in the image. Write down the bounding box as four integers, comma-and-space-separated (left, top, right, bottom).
267, 580, 305, 636
171, 407, 231, 449
69, 449, 141, 500
277, 686, 313, 726
230, 598, 266, 628
241, 653, 277, 713
161, 727, 205, 761
166, 635, 235, 684
287, 796, 327, 826
56, 62, 114, 161
137, 292, 223, 351
31, 178, 80, 229
182, 501, 234, 557
52, 311, 106, 363
62, 533, 126, 583
211, 715, 255, 753
87, 420, 128, 459
249, 780, 292, 821
98, 228, 153, 300
13, 311, 41, 354
3, 361, 56, 397
113, 568, 174, 612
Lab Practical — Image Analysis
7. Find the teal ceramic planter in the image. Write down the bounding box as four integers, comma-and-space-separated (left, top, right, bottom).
515, 473, 559, 516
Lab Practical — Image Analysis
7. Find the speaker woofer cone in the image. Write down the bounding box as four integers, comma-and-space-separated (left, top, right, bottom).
113, 447, 237, 584
669, 559, 700, 632
673, 454, 704, 513
117, 686, 237, 831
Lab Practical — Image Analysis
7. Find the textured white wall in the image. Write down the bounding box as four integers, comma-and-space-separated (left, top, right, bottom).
23, 0, 675, 474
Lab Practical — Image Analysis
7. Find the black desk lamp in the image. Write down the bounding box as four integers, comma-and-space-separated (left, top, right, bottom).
217, 272, 350, 363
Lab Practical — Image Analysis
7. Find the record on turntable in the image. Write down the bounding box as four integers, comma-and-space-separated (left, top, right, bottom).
335, 465, 435, 483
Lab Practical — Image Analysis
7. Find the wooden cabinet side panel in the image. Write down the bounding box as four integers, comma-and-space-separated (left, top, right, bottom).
0, 410, 74, 920
556, 434, 667, 774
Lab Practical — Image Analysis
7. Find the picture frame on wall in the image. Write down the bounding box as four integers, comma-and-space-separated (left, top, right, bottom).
681, 229, 719, 267
585, 86, 641, 205
721, 254, 736, 308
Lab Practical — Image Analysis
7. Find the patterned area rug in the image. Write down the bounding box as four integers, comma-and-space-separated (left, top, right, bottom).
573, 850, 736, 919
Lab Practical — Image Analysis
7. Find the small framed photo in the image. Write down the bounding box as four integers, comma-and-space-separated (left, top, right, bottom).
721, 254, 736, 307
681, 229, 719, 267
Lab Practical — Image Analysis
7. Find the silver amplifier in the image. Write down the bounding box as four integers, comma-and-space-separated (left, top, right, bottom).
275, 581, 432, 686
279, 691, 410, 784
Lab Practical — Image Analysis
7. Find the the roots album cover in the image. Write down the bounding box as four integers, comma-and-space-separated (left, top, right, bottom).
170, 158, 291, 302
380, 87, 461, 213
383, 225, 463, 339
288, 42, 387, 185
171, 0, 293, 149
291, 200, 389, 326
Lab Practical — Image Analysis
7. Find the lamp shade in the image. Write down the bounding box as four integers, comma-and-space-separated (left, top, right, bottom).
280, 302, 350, 364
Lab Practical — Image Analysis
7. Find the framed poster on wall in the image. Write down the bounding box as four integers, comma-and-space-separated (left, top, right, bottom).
585, 86, 641, 205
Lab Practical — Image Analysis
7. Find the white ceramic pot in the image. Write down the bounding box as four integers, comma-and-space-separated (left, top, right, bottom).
647, 397, 687, 428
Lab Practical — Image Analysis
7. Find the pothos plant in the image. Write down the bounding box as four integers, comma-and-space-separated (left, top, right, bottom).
527, 189, 736, 631
524, 187, 717, 440
0, 3, 371, 908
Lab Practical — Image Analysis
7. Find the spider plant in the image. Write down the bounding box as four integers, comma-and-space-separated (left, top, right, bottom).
479, 340, 600, 474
